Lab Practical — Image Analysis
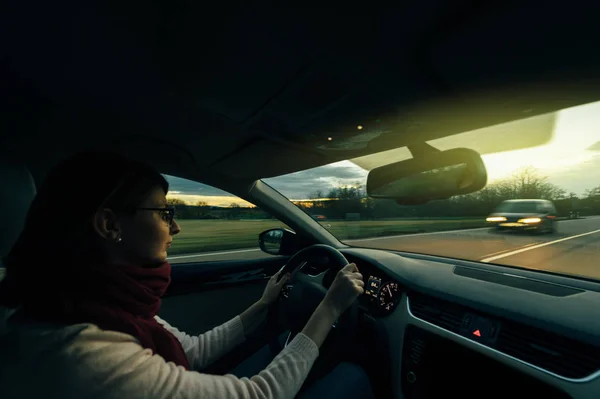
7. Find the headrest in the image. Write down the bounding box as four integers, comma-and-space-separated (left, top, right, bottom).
0, 153, 36, 259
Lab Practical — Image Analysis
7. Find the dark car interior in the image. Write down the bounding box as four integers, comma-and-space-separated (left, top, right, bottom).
2, 1, 600, 398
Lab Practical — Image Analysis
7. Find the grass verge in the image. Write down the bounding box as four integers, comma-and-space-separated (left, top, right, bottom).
168, 218, 488, 255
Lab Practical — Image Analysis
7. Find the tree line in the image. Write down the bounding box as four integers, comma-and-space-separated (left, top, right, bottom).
167, 166, 600, 220
301, 166, 598, 220
166, 199, 273, 220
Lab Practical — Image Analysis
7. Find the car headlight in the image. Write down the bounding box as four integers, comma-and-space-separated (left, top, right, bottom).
518, 217, 542, 224
486, 216, 506, 222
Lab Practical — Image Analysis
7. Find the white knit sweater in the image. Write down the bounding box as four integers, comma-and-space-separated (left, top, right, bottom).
0, 312, 319, 399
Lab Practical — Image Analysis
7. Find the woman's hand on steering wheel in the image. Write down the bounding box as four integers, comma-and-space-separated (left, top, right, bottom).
260, 270, 291, 306
322, 263, 364, 317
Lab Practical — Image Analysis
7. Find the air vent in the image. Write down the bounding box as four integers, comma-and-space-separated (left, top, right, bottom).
497, 323, 600, 379
409, 294, 464, 333
408, 293, 600, 380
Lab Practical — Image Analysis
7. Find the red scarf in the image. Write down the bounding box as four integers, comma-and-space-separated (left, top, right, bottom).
21, 261, 190, 369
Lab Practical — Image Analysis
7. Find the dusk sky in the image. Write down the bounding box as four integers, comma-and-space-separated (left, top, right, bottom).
167, 100, 600, 206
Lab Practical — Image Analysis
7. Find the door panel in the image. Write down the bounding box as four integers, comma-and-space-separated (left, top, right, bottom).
160, 282, 265, 335
159, 257, 288, 335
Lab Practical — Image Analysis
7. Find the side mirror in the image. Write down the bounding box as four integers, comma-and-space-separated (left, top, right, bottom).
366, 148, 487, 205
259, 228, 298, 256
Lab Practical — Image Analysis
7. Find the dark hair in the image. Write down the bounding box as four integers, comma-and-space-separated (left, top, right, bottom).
0, 150, 169, 307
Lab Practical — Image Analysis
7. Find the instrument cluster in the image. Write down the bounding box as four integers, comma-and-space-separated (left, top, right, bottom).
362, 273, 402, 316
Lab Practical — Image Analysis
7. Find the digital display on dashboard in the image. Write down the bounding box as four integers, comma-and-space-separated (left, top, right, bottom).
365, 275, 382, 297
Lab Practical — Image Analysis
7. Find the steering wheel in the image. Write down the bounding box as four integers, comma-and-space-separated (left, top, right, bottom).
267, 244, 359, 377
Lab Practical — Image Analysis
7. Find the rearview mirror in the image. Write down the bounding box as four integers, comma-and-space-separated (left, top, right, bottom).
366, 148, 487, 205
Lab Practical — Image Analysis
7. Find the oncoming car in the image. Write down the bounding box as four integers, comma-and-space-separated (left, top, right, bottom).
486, 199, 558, 234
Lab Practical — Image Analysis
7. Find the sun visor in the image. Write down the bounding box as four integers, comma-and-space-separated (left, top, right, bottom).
350, 112, 556, 171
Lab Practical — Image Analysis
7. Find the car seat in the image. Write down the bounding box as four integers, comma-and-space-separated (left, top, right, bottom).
0, 151, 36, 333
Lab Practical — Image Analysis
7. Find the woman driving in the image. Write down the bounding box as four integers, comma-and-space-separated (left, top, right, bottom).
0, 151, 373, 399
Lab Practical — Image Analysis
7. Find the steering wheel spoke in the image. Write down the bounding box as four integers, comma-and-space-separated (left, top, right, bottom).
281, 283, 293, 299
293, 268, 327, 285
270, 244, 359, 369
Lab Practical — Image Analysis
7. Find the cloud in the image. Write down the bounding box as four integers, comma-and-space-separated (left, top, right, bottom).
264, 161, 368, 199
163, 166, 369, 205
164, 175, 254, 206
165, 149, 600, 203
586, 141, 600, 151
163, 175, 235, 197
545, 153, 600, 194
166, 193, 254, 207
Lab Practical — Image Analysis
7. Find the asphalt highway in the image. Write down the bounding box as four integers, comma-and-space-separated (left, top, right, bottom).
168, 217, 600, 281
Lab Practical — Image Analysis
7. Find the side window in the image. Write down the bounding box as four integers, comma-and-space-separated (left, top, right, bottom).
163, 175, 290, 264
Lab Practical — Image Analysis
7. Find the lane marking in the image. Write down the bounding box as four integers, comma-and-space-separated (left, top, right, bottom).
344, 216, 598, 243
345, 227, 489, 242
481, 229, 600, 263
166, 218, 598, 260
479, 242, 542, 260
168, 248, 260, 260
168, 227, 492, 260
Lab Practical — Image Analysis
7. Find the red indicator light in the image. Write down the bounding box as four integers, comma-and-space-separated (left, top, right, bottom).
473, 329, 482, 337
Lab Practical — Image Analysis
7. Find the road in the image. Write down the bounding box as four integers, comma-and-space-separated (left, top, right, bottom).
168, 217, 600, 281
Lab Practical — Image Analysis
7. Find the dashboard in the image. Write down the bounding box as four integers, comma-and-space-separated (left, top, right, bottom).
336, 249, 600, 399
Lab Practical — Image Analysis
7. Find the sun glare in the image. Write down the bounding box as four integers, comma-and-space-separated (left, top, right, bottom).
482, 101, 600, 183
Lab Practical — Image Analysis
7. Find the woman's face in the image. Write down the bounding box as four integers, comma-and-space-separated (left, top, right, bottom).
113, 186, 181, 265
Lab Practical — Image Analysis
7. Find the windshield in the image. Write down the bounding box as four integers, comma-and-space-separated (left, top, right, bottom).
264, 100, 600, 282
494, 202, 539, 213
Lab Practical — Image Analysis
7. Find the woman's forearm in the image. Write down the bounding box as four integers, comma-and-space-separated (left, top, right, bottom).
300, 301, 340, 348
239, 298, 339, 348
239, 299, 269, 336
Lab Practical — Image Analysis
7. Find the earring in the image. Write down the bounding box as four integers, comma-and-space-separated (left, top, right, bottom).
116, 237, 122, 243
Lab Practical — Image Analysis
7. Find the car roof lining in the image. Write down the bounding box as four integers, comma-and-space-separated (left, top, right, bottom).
3, 1, 600, 191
